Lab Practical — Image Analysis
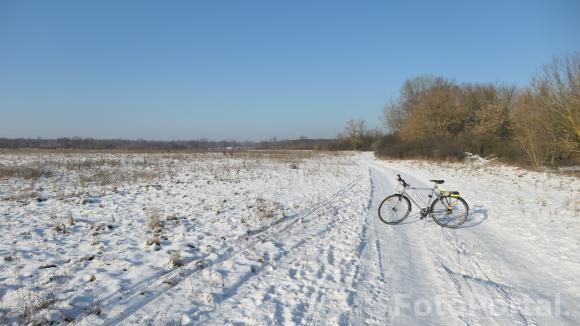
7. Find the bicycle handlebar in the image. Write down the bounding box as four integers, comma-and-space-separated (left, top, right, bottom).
397, 174, 410, 187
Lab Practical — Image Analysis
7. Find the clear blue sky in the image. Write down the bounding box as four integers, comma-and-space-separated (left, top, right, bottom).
1, 0, 578, 140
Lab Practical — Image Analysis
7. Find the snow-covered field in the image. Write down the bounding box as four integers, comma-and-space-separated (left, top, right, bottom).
0, 151, 578, 325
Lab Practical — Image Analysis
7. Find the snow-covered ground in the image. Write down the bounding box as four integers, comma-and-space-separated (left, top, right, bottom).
0, 151, 578, 325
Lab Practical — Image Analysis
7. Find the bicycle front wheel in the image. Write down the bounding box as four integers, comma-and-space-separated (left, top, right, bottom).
378, 194, 411, 225
430, 196, 469, 228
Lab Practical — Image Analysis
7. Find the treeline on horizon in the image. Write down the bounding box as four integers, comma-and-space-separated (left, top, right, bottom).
350, 52, 579, 169
0, 138, 252, 150
0, 137, 349, 151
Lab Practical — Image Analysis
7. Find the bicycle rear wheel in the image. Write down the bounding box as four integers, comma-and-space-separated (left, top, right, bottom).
430, 196, 469, 228
378, 194, 411, 225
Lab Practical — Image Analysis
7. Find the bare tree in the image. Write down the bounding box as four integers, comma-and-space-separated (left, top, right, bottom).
511, 90, 556, 168
399, 83, 466, 140
531, 52, 580, 151
384, 100, 404, 133
462, 84, 516, 138
338, 119, 381, 150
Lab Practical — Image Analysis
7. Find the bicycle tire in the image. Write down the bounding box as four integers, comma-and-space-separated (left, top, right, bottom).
430, 196, 469, 228
378, 194, 411, 225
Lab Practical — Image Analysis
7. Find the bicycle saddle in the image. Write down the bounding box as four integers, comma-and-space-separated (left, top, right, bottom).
430, 179, 445, 184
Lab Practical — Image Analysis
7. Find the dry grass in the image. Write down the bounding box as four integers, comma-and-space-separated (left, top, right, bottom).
148, 210, 163, 232
17, 288, 57, 323
169, 251, 183, 268
67, 211, 75, 226
146, 235, 160, 246
252, 196, 282, 219
0, 150, 354, 204
553, 168, 580, 178
0, 165, 53, 180
51, 213, 68, 234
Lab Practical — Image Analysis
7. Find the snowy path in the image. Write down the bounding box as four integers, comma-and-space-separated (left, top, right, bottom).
360, 158, 580, 325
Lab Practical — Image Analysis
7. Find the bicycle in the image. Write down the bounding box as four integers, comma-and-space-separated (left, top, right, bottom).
378, 174, 469, 228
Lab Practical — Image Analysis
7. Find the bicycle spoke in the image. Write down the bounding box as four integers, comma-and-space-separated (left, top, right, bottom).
431, 196, 468, 227
378, 195, 411, 224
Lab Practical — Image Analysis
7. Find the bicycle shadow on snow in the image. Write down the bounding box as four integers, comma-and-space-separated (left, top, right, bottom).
389, 205, 489, 228
460, 205, 488, 228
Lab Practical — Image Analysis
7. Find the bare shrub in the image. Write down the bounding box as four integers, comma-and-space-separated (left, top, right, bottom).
169, 251, 183, 268
532, 52, 580, 142
67, 211, 75, 226
511, 92, 556, 169
254, 196, 281, 219
522, 52, 580, 165
51, 213, 67, 234
148, 210, 163, 233
337, 119, 381, 150
17, 288, 56, 323
145, 235, 160, 246
511, 52, 580, 168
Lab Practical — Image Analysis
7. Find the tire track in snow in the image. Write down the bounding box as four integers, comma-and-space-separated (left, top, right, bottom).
351, 168, 391, 325
355, 160, 460, 325
194, 175, 371, 325
87, 174, 365, 325
433, 225, 566, 325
